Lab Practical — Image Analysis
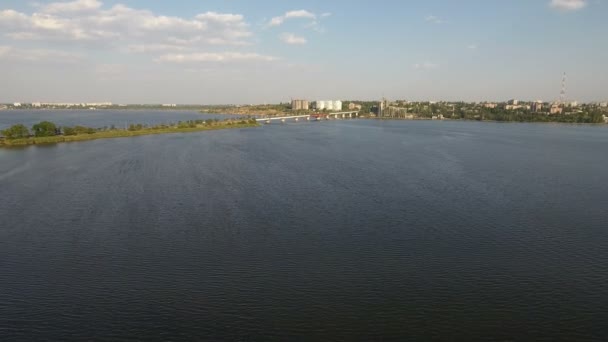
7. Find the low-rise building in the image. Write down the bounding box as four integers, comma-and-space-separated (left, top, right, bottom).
85, 102, 112, 107
13, 102, 21, 107
531, 101, 543, 112
484, 103, 498, 109
348, 103, 362, 110
506, 104, 530, 110
291, 99, 309, 111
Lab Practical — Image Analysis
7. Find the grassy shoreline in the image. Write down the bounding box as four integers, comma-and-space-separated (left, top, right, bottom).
0, 122, 259, 147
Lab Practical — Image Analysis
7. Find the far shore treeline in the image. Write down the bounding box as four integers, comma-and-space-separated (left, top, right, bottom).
0, 118, 258, 146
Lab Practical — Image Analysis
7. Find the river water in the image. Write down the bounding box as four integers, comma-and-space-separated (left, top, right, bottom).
0, 109, 237, 130
1, 113, 607, 340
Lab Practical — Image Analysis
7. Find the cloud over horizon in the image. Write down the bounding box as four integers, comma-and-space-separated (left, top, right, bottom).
280, 33, 307, 45
0, 44, 82, 63
550, 0, 587, 11
268, 10, 316, 27
0, 0, 259, 64
425, 15, 444, 24
156, 52, 278, 64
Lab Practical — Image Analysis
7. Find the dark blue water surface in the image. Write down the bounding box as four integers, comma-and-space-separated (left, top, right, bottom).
1, 117, 607, 341
0, 109, 237, 130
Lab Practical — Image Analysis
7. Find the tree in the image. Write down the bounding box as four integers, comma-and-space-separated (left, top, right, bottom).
32, 121, 57, 137
2, 124, 30, 139
63, 126, 77, 136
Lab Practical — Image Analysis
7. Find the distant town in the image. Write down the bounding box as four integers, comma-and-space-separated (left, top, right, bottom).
204, 98, 608, 124
1, 98, 607, 124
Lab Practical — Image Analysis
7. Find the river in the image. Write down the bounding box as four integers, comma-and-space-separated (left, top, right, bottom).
1, 113, 607, 340
0, 109, 238, 130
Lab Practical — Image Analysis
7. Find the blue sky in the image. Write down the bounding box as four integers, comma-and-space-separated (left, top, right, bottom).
0, 0, 606, 104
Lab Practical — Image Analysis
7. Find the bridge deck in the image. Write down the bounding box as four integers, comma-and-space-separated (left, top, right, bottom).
256, 112, 359, 121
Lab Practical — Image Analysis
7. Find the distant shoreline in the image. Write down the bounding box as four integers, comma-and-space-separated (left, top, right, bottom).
0, 121, 259, 147
371, 117, 608, 126
0, 107, 222, 112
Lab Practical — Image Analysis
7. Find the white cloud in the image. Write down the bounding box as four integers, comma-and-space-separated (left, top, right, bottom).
0, 1, 252, 48
42, 0, 102, 14
304, 20, 326, 33
425, 15, 444, 24
280, 33, 307, 45
284, 10, 316, 19
126, 44, 191, 53
156, 52, 279, 64
321, 12, 332, 18
414, 62, 439, 70
0, 45, 82, 63
467, 44, 478, 49
268, 10, 316, 27
550, 0, 587, 10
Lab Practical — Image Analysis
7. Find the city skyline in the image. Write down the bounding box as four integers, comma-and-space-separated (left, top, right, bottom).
1, 0, 607, 104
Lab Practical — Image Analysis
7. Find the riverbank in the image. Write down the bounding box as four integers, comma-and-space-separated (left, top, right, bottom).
372, 116, 608, 125
0, 121, 259, 147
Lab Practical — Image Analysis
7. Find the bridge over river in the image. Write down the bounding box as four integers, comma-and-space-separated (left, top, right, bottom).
255, 111, 360, 124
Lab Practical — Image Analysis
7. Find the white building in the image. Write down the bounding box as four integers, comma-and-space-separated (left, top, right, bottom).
85, 102, 112, 107
316, 100, 342, 111
32, 102, 42, 107
13, 102, 22, 107
316, 100, 327, 110
333, 100, 342, 111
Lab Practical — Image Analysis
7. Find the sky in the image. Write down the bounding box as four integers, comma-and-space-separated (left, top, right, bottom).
0, 0, 607, 104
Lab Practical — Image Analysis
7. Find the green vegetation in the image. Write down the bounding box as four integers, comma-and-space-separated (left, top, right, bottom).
1, 118, 259, 147
467, 109, 605, 123
201, 103, 291, 116
1, 124, 30, 139
32, 121, 58, 137
63, 125, 97, 135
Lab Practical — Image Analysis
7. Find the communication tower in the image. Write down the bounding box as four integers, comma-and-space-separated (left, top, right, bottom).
559, 72, 567, 105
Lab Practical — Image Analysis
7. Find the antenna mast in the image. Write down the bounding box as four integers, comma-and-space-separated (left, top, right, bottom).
559, 72, 567, 105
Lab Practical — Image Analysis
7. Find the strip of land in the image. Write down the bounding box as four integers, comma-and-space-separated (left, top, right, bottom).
0, 120, 259, 147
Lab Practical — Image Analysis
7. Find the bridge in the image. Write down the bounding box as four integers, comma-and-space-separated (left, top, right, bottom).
255, 111, 360, 124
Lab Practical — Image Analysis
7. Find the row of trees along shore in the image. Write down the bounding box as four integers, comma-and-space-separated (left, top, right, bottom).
1, 118, 258, 145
